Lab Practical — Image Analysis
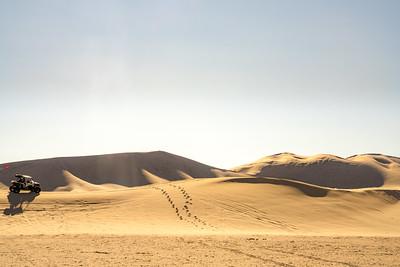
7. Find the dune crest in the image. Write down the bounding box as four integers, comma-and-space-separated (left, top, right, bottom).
176, 170, 194, 180
55, 171, 127, 192
142, 170, 169, 184
1, 151, 399, 192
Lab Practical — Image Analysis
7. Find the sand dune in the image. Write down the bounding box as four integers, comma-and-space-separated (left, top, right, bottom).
55, 171, 128, 192
141, 169, 170, 184
234, 153, 400, 189
0, 176, 399, 236
1, 152, 399, 266
0, 151, 225, 191
0, 152, 399, 235
3, 151, 398, 191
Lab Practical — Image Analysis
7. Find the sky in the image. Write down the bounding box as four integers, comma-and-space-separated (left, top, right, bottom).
0, 0, 399, 168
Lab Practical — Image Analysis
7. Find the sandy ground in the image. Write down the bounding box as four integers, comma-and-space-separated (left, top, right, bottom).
0, 152, 399, 266
1, 177, 399, 236
0, 177, 399, 266
1, 235, 399, 266
3, 176, 400, 235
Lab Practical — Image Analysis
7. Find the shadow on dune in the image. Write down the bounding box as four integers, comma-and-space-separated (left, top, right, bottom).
3, 192, 39, 216
252, 161, 385, 189
224, 177, 330, 197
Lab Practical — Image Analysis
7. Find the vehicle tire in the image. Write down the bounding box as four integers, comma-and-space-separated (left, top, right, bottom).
10, 185, 20, 193
34, 187, 41, 193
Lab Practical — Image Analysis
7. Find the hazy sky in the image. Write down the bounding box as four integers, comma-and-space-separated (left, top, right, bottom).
1, 0, 399, 168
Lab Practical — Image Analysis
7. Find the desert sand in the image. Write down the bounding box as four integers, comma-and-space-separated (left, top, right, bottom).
0, 152, 399, 266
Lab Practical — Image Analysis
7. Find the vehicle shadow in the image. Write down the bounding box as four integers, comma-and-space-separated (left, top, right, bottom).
3, 192, 39, 216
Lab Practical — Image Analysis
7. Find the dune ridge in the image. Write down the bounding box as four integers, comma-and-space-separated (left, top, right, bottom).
141, 170, 170, 184
233, 153, 400, 189
0, 151, 227, 191
55, 171, 128, 192
1, 151, 399, 191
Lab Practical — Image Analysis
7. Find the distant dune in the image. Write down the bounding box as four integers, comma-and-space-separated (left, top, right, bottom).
0, 151, 225, 191
233, 153, 400, 189
1, 151, 399, 191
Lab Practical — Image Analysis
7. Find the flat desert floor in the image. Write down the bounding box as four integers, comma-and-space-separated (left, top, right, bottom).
1, 235, 399, 266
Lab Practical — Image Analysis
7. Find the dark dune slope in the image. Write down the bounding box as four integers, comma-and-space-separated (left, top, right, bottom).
0, 151, 222, 190
234, 153, 400, 189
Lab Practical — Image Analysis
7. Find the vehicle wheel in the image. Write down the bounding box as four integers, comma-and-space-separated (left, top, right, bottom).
10, 186, 20, 193
34, 187, 41, 193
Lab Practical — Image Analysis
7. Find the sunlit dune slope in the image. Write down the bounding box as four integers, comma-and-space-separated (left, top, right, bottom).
0, 151, 225, 190
55, 171, 128, 192
233, 153, 400, 189
0, 176, 399, 235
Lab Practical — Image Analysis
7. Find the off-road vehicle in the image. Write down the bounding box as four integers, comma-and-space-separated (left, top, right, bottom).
9, 174, 41, 193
